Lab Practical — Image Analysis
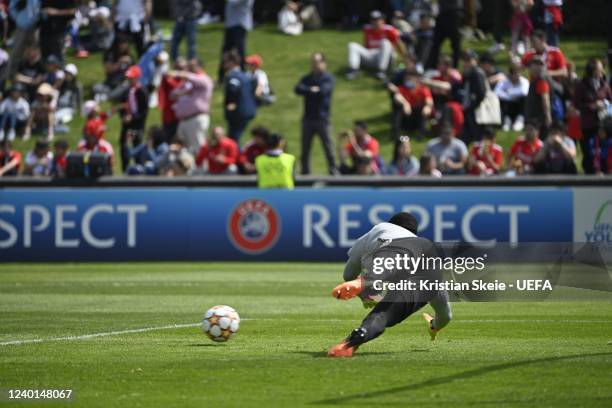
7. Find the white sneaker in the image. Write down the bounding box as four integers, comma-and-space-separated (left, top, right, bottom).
503, 116, 512, 132
513, 115, 525, 132
517, 42, 526, 56
488, 42, 506, 55
7, 129, 16, 141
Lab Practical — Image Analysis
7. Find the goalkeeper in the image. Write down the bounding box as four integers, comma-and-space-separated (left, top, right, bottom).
327, 212, 452, 358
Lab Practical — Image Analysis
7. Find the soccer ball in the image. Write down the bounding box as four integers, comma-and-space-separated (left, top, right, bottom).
202, 305, 240, 342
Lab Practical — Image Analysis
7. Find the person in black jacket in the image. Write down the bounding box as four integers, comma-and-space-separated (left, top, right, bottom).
294, 52, 337, 175
460, 50, 487, 144
427, 0, 463, 69
223, 51, 257, 142
119, 65, 149, 171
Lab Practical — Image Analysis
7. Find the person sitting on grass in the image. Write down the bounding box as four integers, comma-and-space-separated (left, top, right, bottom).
23, 83, 57, 141
386, 135, 420, 176
426, 121, 468, 175
533, 124, 577, 174
0, 83, 30, 142
23, 139, 53, 176
507, 120, 544, 175
77, 118, 115, 161
468, 127, 504, 176
239, 125, 269, 174
125, 126, 170, 176
0, 139, 21, 177
51, 139, 69, 177
195, 126, 240, 175
418, 153, 442, 177
339, 121, 381, 175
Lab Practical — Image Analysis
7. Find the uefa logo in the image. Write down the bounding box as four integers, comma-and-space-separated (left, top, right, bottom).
228, 199, 281, 254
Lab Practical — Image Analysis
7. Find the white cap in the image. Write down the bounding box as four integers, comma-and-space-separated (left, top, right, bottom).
157, 51, 169, 63
90, 6, 110, 19
65, 63, 78, 76
81, 100, 98, 118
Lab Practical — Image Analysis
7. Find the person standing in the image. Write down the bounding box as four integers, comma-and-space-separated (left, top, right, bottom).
222, 50, 257, 142
460, 50, 487, 144
113, 0, 152, 56
218, 0, 254, 81
119, 65, 149, 171
7, 0, 40, 81
294, 52, 336, 175
427, 0, 463, 69
170, 58, 214, 155
170, 0, 202, 61
39, 0, 76, 60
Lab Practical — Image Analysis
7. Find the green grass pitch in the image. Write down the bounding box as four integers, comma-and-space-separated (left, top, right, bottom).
1, 262, 611, 407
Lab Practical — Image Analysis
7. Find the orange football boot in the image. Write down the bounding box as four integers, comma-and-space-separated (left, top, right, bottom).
327, 340, 356, 358
422, 313, 441, 341
331, 276, 363, 300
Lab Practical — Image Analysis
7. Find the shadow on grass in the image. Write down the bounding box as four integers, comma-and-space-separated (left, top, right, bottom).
292, 350, 396, 359
311, 351, 612, 405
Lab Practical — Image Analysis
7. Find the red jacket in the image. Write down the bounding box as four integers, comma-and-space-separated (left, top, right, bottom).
196, 137, 240, 174
158, 75, 184, 125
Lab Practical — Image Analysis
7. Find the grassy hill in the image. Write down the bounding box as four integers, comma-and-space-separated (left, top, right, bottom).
10, 23, 608, 175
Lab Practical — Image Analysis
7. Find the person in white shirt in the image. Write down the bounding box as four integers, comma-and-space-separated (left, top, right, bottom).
278, 1, 303, 36
327, 212, 453, 358
495, 66, 529, 132
113, 0, 152, 56
245, 54, 275, 105
0, 83, 31, 141
23, 140, 53, 176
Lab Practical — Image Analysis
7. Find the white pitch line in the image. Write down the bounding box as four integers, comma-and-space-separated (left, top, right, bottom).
0, 323, 201, 346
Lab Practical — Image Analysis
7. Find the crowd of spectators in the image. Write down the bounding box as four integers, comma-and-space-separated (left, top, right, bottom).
0, 0, 611, 183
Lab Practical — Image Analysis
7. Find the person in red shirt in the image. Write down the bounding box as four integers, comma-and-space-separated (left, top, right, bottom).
423, 54, 463, 107
195, 126, 240, 174
51, 139, 69, 177
521, 30, 567, 80
340, 121, 380, 175
347, 10, 406, 81
388, 69, 433, 148
508, 120, 544, 175
468, 127, 504, 175
0, 140, 21, 176
77, 119, 115, 159
158, 57, 187, 142
239, 125, 269, 174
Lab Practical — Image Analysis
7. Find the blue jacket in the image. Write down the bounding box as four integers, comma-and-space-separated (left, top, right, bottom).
224, 68, 257, 121
9, 0, 41, 30
294, 71, 334, 121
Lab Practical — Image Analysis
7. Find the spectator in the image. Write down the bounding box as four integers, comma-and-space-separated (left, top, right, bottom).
495, 65, 529, 132
0, 83, 30, 141
39, 0, 76, 60
525, 57, 553, 135
222, 50, 257, 142
240, 125, 269, 174
170, 0, 202, 61
386, 135, 419, 176
218, 0, 254, 81
113, 0, 152, 56
426, 121, 468, 175
346, 10, 406, 81
7, 0, 41, 80
246, 54, 275, 106
294, 52, 336, 175
170, 58, 214, 156
339, 121, 381, 175
255, 133, 296, 189
542, 0, 563, 47
418, 153, 442, 177
68, 1, 92, 58
15, 46, 44, 101
590, 119, 612, 175
0, 139, 21, 176
119, 65, 149, 171
427, 0, 463, 69
158, 57, 188, 142
77, 118, 115, 159
406, 13, 434, 69
51, 138, 68, 177
510, 0, 534, 56
24, 83, 57, 141
423, 54, 462, 108
79, 6, 113, 53
468, 127, 504, 175
98, 35, 134, 101
23, 139, 52, 175
42, 54, 64, 90
534, 124, 576, 174
574, 59, 612, 174
460, 50, 487, 143
56, 63, 82, 125
521, 30, 567, 81
195, 126, 240, 174
159, 141, 194, 177
387, 69, 433, 143
507, 120, 543, 175
125, 125, 169, 175
278, 1, 302, 36
479, 52, 506, 90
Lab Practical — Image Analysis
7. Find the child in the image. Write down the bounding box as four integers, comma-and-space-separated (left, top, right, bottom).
56, 63, 83, 125
0, 83, 30, 141
0, 139, 21, 176
24, 83, 57, 141
510, 0, 534, 56
418, 153, 442, 177
51, 139, 69, 177
245, 55, 276, 106
23, 139, 53, 176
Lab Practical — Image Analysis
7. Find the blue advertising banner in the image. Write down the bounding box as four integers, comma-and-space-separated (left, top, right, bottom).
0, 187, 573, 261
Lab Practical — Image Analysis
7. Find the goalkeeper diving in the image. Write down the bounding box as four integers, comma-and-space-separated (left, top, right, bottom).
327, 212, 453, 358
